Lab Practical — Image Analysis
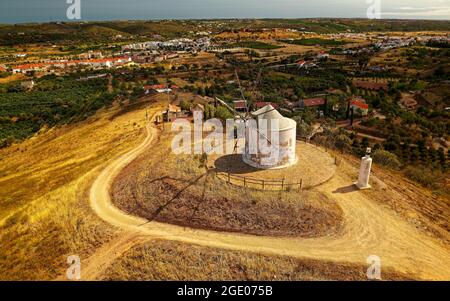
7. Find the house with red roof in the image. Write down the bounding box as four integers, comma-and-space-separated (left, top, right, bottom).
295, 60, 318, 69
349, 97, 369, 116
233, 100, 247, 112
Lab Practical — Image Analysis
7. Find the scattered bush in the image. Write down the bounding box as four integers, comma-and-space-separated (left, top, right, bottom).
403, 166, 437, 188
372, 150, 401, 169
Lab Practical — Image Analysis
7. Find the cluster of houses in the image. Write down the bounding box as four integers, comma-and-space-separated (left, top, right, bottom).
374, 37, 415, 50
10, 56, 132, 74
122, 37, 211, 53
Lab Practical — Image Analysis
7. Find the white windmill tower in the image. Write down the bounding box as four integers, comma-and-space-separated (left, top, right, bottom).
214, 72, 297, 169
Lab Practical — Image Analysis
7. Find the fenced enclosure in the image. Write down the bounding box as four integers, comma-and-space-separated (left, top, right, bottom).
216, 171, 303, 191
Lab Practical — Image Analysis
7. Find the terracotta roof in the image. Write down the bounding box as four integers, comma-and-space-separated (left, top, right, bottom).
233, 100, 246, 109
303, 98, 325, 107
145, 84, 167, 90
350, 99, 369, 110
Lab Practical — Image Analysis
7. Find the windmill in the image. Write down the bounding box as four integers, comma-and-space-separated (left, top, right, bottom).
214, 70, 298, 169
215, 70, 275, 151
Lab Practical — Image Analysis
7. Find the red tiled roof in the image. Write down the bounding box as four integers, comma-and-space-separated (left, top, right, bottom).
145, 84, 167, 90
233, 100, 246, 109
350, 99, 369, 110
303, 98, 325, 107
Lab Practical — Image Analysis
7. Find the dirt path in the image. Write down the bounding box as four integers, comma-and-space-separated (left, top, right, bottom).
86, 123, 450, 280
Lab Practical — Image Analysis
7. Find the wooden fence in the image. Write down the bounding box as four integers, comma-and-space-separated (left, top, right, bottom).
216, 171, 303, 191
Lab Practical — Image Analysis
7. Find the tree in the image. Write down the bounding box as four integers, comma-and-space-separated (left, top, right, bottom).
334, 134, 352, 153
179, 100, 191, 111
372, 150, 401, 169
215, 106, 233, 122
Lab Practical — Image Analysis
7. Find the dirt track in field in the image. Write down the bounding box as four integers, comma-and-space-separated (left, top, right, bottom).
85, 122, 450, 280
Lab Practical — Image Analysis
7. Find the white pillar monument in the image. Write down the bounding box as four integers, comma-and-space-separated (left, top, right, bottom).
355, 148, 372, 190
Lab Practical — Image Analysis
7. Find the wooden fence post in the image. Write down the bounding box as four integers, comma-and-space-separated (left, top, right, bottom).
262, 180, 265, 190
281, 179, 285, 190
300, 178, 303, 189
228, 173, 230, 183
244, 177, 246, 187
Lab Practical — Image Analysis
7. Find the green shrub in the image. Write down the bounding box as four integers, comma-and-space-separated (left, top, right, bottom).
372, 150, 401, 169
403, 166, 436, 188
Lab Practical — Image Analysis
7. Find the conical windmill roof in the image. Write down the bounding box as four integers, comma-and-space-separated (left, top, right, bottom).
252, 104, 296, 131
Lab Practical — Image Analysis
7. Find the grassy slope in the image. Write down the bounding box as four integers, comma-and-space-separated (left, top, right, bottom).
102, 239, 410, 280
0, 100, 152, 279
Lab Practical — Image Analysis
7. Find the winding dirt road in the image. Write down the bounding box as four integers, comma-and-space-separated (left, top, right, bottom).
87, 123, 450, 280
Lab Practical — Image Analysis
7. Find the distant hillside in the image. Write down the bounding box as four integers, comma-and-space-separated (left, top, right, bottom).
0, 19, 449, 45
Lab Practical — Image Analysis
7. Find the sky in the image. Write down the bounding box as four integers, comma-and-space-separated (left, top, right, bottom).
0, 0, 449, 24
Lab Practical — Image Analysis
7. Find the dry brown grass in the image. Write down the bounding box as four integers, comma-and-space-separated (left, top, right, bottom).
0, 98, 164, 280
102, 239, 411, 281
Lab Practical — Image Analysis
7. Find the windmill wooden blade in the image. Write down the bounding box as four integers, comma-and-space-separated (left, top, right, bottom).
254, 126, 273, 145
234, 70, 250, 115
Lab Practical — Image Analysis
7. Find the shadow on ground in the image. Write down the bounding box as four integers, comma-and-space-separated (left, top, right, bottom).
332, 185, 357, 194
214, 154, 258, 174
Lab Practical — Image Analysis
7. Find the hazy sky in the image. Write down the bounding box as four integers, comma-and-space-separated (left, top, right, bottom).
0, 0, 449, 24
